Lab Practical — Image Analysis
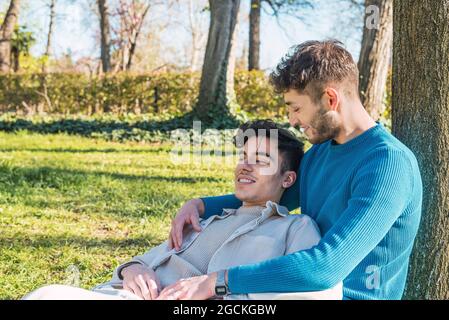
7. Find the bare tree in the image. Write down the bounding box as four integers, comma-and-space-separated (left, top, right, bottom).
112, 0, 158, 71
248, 0, 313, 70
98, 0, 112, 73
42, 0, 57, 73
393, 0, 449, 300
0, 0, 21, 73
248, 0, 260, 70
358, 0, 392, 120
194, 0, 241, 124
185, 0, 208, 72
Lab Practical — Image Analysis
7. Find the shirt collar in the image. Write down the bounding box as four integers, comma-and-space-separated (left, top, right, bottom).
222, 200, 289, 217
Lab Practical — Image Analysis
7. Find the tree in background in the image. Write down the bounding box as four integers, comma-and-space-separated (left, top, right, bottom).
42, 0, 56, 73
248, 0, 313, 71
0, 0, 21, 73
248, 0, 260, 70
358, 0, 392, 120
194, 0, 241, 125
392, 0, 449, 299
184, 0, 208, 72
10, 25, 35, 72
98, 0, 111, 73
112, 0, 161, 72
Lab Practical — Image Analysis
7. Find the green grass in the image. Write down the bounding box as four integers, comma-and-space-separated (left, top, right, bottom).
0, 131, 235, 299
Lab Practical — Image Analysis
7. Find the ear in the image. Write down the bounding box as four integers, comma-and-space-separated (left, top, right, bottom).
282, 171, 297, 189
322, 87, 340, 111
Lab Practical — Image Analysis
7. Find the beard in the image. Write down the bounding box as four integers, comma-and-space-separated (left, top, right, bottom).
307, 106, 341, 144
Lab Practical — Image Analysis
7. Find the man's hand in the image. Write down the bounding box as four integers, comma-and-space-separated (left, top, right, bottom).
168, 198, 204, 251
156, 273, 217, 300
122, 263, 161, 300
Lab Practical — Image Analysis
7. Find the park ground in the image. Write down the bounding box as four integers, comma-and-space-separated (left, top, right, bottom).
0, 131, 235, 299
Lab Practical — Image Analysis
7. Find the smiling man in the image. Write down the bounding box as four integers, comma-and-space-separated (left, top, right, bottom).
168, 40, 423, 300
23, 120, 341, 300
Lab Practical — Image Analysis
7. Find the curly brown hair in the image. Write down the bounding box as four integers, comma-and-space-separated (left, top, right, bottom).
269, 40, 359, 103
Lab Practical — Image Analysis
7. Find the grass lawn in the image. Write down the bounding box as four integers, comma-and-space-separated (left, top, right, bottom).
0, 131, 235, 299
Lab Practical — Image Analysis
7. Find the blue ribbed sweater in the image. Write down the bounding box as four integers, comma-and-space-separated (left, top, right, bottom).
202, 124, 422, 300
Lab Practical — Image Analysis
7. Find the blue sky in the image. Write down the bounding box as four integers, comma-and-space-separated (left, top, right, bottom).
2, 0, 364, 70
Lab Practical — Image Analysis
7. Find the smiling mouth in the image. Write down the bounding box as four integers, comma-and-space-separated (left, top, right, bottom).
237, 178, 256, 184
300, 126, 310, 134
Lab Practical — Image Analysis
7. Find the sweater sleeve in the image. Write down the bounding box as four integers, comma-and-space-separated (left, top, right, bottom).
227, 148, 415, 294
201, 194, 242, 219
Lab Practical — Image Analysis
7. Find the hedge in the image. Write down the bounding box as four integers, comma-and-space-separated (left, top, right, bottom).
0, 71, 285, 118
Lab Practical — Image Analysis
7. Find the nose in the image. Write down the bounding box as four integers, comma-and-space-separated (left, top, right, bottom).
237, 158, 254, 172
241, 160, 253, 171
288, 113, 299, 127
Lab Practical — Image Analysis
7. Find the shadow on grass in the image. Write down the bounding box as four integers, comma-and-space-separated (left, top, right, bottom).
0, 234, 164, 251
0, 111, 244, 144
0, 147, 168, 154
0, 114, 195, 135
0, 164, 226, 185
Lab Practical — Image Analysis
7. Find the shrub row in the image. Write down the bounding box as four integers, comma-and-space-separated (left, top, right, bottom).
0, 71, 285, 118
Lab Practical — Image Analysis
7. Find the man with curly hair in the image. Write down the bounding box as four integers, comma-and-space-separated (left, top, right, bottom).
166, 40, 423, 300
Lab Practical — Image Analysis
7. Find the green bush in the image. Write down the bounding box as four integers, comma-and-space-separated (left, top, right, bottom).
0, 71, 285, 118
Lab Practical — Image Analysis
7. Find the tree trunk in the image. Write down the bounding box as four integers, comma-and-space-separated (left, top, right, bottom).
43, 0, 56, 73
0, 0, 21, 73
11, 44, 19, 72
248, 0, 260, 70
126, 4, 150, 71
392, 0, 449, 300
358, 0, 392, 120
98, 0, 112, 73
226, 12, 239, 108
195, 0, 241, 124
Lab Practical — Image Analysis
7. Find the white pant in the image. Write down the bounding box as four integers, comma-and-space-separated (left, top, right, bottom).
22, 284, 142, 300
22, 282, 343, 300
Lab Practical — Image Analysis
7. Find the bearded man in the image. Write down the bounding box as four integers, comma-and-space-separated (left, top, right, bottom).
166, 40, 423, 300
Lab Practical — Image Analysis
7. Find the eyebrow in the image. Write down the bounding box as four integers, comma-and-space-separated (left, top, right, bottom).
243, 150, 272, 159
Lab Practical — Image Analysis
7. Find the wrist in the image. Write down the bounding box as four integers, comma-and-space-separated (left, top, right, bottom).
214, 270, 230, 297
191, 198, 205, 216
119, 262, 141, 279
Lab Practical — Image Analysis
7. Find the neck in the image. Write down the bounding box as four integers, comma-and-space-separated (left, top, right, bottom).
242, 195, 282, 208
242, 201, 267, 207
334, 101, 377, 144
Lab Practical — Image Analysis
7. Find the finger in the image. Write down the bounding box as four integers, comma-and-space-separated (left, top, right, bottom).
157, 283, 178, 300
144, 274, 159, 300
176, 290, 189, 300
167, 231, 174, 250
174, 224, 184, 251
191, 217, 202, 233
123, 282, 131, 293
136, 275, 151, 300
156, 288, 171, 300
169, 230, 177, 250
128, 281, 144, 299
163, 289, 182, 300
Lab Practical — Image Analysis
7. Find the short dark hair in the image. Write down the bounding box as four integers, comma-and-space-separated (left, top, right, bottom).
234, 119, 304, 173
269, 40, 359, 103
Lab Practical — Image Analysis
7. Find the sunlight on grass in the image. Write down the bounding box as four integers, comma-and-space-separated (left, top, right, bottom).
0, 132, 235, 299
